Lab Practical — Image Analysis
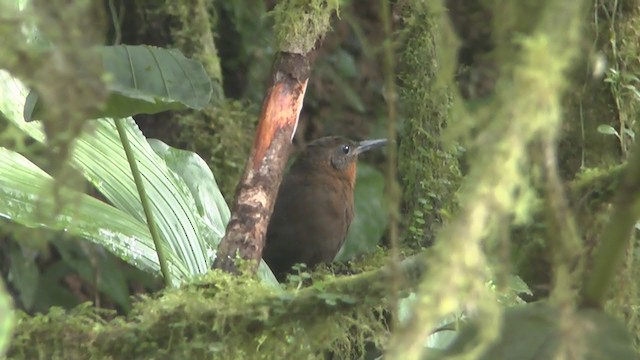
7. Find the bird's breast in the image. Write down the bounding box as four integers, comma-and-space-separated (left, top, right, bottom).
263, 168, 356, 279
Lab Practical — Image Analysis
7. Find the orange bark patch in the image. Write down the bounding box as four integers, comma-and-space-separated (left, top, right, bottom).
252, 79, 308, 170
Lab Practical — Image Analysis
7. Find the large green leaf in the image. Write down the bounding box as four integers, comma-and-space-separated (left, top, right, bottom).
73, 119, 211, 275
148, 139, 280, 286
24, 45, 212, 121
2, 72, 208, 278
398, 293, 460, 350
0, 147, 187, 278
6, 241, 40, 310
2, 71, 278, 285
336, 164, 388, 261
147, 139, 230, 241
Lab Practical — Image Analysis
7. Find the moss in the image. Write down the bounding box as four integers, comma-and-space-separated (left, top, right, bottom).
397, 3, 462, 248
599, 0, 640, 158
271, 0, 340, 54
177, 100, 258, 202
581, 2, 640, 350
161, 0, 223, 87
9, 266, 402, 359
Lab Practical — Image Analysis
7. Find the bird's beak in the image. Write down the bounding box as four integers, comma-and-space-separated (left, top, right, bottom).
354, 139, 388, 155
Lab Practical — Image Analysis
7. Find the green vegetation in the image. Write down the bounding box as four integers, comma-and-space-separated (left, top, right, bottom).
1, 0, 640, 358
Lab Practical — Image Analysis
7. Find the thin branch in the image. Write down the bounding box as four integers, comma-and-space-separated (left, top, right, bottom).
581, 140, 640, 308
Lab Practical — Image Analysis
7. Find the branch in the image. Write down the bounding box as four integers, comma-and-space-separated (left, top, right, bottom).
580, 141, 640, 308
212, 52, 313, 273
213, 1, 339, 274
9, 253, 429, 359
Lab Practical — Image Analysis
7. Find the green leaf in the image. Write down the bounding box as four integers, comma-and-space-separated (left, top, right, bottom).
2, 71, 275, 285
32, 262, 81, 312
430, 302, 637, 360
6, 241, 39, 310
325, 65, 366, 113
336, 164, 388, 261
54, 241, 132, 312
24, 45, 212, 121
75, 119, 211, 276
0, 278, 14, 358
1, 73, 211, 278
597, 124, 619, 136
331, 49, 358, 78
508, 275, 533, 296
148, 139, 280, 286
147, 139, 230, 241
0, 147, 187, 279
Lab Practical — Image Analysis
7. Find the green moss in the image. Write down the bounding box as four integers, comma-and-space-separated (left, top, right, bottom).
164, 0, 222, 82
178, 100, 258, 201
9, 269, 391, 359
397, 3, 462, 248
271, 0, 340, 54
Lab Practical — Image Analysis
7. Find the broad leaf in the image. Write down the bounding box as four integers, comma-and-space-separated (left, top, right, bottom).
2, 72, 208, 278
398, 293, 460, 350
6, 241, 39, 310
148, 139, 280, 286
24, 45, 212, 121
2, 72, 276, 285
54, 241, 133, 311
0, 147, 187, 278
148, 139, 230, 240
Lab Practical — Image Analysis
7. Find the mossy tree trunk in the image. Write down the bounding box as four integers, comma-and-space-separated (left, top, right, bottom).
397, 2, 462, 249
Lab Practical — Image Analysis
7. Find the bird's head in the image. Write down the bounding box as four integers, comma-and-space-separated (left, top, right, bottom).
293, 136, 387, 186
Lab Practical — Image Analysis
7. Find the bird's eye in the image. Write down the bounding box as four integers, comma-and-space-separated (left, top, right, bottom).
341, 144, 350, 154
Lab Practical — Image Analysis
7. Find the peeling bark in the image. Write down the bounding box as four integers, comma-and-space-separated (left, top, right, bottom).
213, 51, 316, 273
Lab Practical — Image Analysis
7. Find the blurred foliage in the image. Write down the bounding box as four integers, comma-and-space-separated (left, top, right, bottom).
2, 0, 640, 358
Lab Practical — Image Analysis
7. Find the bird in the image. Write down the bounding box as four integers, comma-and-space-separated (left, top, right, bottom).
263, 136, 387, 281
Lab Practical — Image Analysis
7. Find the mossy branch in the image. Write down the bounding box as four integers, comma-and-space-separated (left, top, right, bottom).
541, 137, 584, 306
9, 254, 428, 359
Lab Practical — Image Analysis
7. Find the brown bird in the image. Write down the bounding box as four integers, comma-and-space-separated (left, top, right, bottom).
263, 136, 387, 281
